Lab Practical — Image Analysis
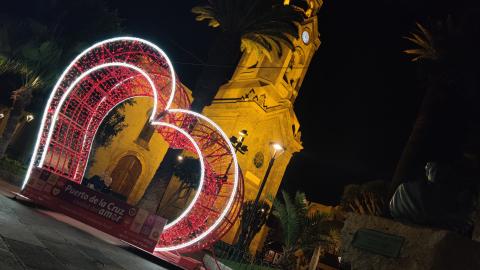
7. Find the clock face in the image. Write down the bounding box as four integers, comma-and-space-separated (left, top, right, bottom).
302, 30, 310, 44
253, 152, 264, 168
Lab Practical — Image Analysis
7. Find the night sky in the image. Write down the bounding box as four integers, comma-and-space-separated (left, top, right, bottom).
100, 0, 477, 205
3, 0, 474, 204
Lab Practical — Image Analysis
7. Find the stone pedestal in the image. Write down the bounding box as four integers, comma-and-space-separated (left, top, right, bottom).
341, 214, 480, 270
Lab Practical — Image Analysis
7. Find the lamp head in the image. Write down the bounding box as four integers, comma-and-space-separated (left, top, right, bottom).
239, 130, 248, 137
272, 143, 284, 152
271, 143, 285, 158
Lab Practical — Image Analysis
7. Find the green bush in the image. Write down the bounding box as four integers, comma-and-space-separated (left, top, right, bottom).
0, 157, 27, 176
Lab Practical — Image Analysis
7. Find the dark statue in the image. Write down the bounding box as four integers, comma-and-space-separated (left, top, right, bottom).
389, 161, 478, 236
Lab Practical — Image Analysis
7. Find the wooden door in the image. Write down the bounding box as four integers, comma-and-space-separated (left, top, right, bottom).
110, 155, 142, 197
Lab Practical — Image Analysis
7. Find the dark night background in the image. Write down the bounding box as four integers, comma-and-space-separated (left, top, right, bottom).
4, 0, 477, 205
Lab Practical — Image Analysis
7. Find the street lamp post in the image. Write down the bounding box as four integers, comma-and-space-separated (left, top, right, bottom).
239, 143, 285, 249
251, 143, 285, 208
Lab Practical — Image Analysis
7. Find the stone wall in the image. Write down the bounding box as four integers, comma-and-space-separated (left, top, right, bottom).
341, 214, 480, 270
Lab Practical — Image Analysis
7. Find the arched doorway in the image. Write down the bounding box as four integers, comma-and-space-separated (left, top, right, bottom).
110, 155, 142, 199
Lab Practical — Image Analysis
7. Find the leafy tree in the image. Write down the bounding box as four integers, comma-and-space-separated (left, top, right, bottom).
85, 100, 135, 170
190, 0, 305, 111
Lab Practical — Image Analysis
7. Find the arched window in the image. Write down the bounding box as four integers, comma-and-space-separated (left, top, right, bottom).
136, 109, 155, 148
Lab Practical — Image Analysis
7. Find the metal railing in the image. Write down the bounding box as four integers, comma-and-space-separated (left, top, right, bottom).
212, 241, 280, 270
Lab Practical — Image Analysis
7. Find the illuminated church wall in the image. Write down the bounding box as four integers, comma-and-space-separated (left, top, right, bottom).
202, 7, 321, 250
87, 97, 170, 205
88, 83, 193, 206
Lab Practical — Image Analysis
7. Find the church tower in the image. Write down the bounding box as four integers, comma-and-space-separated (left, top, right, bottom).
202, 0, 323, 249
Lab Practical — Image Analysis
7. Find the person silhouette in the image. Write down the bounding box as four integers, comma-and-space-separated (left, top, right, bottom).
101, 170, 112, 194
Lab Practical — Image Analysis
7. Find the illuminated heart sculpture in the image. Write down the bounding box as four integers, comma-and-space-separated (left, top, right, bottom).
22, 37, 243, 252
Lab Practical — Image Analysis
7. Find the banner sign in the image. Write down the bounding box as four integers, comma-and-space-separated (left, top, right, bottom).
21, 167, 167, 253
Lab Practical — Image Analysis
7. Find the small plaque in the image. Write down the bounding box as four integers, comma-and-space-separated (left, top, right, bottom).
352, 229, 404, 258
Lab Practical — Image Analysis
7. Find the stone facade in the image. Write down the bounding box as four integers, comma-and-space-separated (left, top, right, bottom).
202, 4, 322, 251
341, 214, 480, 270
87, 97, 171, 205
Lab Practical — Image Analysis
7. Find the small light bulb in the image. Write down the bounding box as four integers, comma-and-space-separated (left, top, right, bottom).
272, 143, 284, 151
177, 156, 184, 161
26, 115, 34, 122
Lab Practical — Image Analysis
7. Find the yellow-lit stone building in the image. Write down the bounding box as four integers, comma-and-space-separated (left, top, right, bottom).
88, 0, 322, 254
203, 1, 322, 251
87, 97, 171, 205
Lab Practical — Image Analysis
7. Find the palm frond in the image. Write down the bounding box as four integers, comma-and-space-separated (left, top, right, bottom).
0, 57, 29, 76
241, 34, 282, 61
192, 6, 220, 28
403, 22, 438, 62
193, 0, 303, 59
282, 190, 300, 248
272, 190, 301, 249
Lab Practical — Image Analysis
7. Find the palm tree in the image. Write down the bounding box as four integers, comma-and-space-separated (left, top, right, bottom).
390, 14, 480, 195
271, 190, 333, 270
0, 2, 122, 161
190, 0, 305, 111
0, 19, 62, 158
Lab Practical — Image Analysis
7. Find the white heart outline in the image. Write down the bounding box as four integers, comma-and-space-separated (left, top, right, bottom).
21, 37, 239, 252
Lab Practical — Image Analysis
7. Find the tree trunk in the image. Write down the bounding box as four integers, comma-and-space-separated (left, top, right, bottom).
308, 245, 322, 270
389, 85, 437, 197
0, 87, 32, 159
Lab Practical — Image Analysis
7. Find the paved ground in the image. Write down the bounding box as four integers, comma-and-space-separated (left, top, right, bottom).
0, 181, 180, 270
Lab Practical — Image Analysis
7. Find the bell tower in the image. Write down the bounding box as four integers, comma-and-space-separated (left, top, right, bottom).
202, 0, 323, 250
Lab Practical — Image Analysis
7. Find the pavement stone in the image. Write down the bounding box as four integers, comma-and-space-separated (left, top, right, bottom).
0, 213, 46, 248
0, 248, 24, 270
0, 193, 173, 270
5, 238, 66, 270
76, 245, 127, 270
0, 235, 10, 251
41, 240, 102, 270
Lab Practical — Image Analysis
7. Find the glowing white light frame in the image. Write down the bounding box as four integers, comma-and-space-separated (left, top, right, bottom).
154, 109, 239, 252
38, 62, 163, 168
23, 37, 177, 190
152, 121, 205, 230
76, 75, 141, 180
22, 37, 239, 252
73, 96, 107, 180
